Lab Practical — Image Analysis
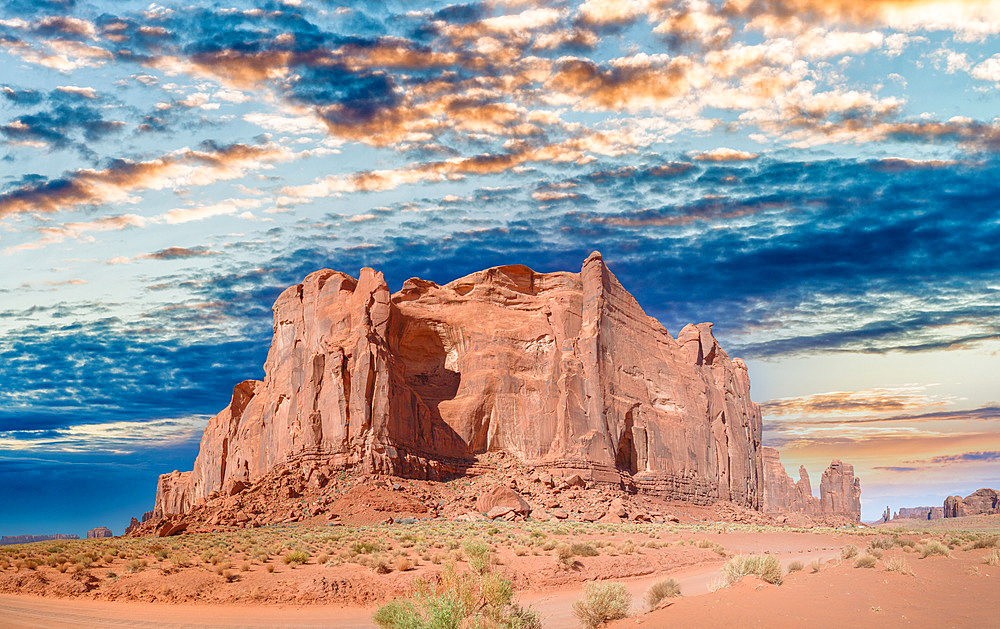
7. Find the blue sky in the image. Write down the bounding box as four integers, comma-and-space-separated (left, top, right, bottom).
1, 0, 999, 534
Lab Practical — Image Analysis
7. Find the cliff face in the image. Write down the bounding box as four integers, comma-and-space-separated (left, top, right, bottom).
944, 488, 1000, 517
86, 527, 112, 539
154, 253, 763, 516
762, 449, 861, 522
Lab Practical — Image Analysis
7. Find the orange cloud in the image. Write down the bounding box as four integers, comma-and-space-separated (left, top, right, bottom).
0, 143, 293, 217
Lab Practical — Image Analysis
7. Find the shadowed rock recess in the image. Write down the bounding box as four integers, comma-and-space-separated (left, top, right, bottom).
152, 252, 764, 519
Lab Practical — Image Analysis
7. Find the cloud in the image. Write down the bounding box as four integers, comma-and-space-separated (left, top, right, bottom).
762, 387, 940, 417
692, 147, 759, 161
0, 416, 210, 455
0, 142, 293, 217
140, 246, 219, 260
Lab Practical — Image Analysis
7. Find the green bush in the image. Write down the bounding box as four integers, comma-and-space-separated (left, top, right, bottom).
722, 554, 782, 585
572, 582, 632, 629
645, 579, 681, 609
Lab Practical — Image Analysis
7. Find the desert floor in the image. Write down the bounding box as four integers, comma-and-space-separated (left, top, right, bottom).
1, 516, 997, 628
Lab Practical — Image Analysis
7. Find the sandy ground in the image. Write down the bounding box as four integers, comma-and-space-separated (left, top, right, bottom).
1, 526, 996, 628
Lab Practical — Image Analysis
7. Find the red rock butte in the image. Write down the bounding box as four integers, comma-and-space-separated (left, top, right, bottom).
153, 252, 765, 517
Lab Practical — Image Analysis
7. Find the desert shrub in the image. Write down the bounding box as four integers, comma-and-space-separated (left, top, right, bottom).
984, 549, 1000, 566
317, 553, 329, 565
284, 550, 309, 565
895, 538, 915, 549
395, 555, 414, 572
854, 554, 877, 569
222, 569, 239, 582
373, 562, 539, 629
968, 536, 999, 550
555, 545, 575, 567
722, 554, 783, 585
170, 553, 189, 568
126, 559, 145, 573
265, 564, 275, 573
884, 557, 913, 575
570, 542, 599, 557
353, 541, 381, 555
869, 537, 894, 550
707, 577, 728, 592
917, 540, 951, 558
696, 539, 714, 548
645, 579, 681, 609
572, 582, 632, 629
840, 545, 859, 560
786, 561, 804, 573
463, 539, 492, 575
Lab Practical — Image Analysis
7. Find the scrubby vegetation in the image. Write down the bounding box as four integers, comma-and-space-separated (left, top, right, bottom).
722, 554, 783, 585
645, 578, 681, 609
917, 540, 951, 558
374, 558, 539, 629
572, 581, 632, 629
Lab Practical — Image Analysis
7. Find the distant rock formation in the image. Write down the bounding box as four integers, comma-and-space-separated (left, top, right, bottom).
0, 534, 78, 546
125, 511, 154, 535
86, 527, 112, 539
944, 488, 1000, 517
762, 447, 820, 515
820, 460, 862, 520
893, 506, 944, 520
151, 253, 763, 520
762, 448, 861, 522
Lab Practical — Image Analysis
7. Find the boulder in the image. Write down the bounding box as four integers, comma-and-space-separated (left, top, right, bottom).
476, 486, 530, 515
152, 253, 764, 517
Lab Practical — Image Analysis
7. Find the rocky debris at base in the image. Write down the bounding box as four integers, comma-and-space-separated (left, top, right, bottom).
127, 450, 786, 537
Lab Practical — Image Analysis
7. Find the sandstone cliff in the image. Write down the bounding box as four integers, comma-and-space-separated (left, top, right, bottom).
153, 253, 763, 517
944, 488, 1000, 517
762, 448, 861, 522
86, 526, 112, 539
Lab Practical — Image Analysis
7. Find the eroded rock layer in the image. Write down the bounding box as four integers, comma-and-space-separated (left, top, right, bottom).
762, 448, 861, 522
153, 253, 763, 517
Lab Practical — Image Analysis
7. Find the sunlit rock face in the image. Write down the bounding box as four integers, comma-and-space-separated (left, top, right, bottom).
154, 252, 763, 516
762, 448, 862, 522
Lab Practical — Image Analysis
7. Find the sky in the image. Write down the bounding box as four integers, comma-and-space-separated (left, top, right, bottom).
1, 0, 998, 535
